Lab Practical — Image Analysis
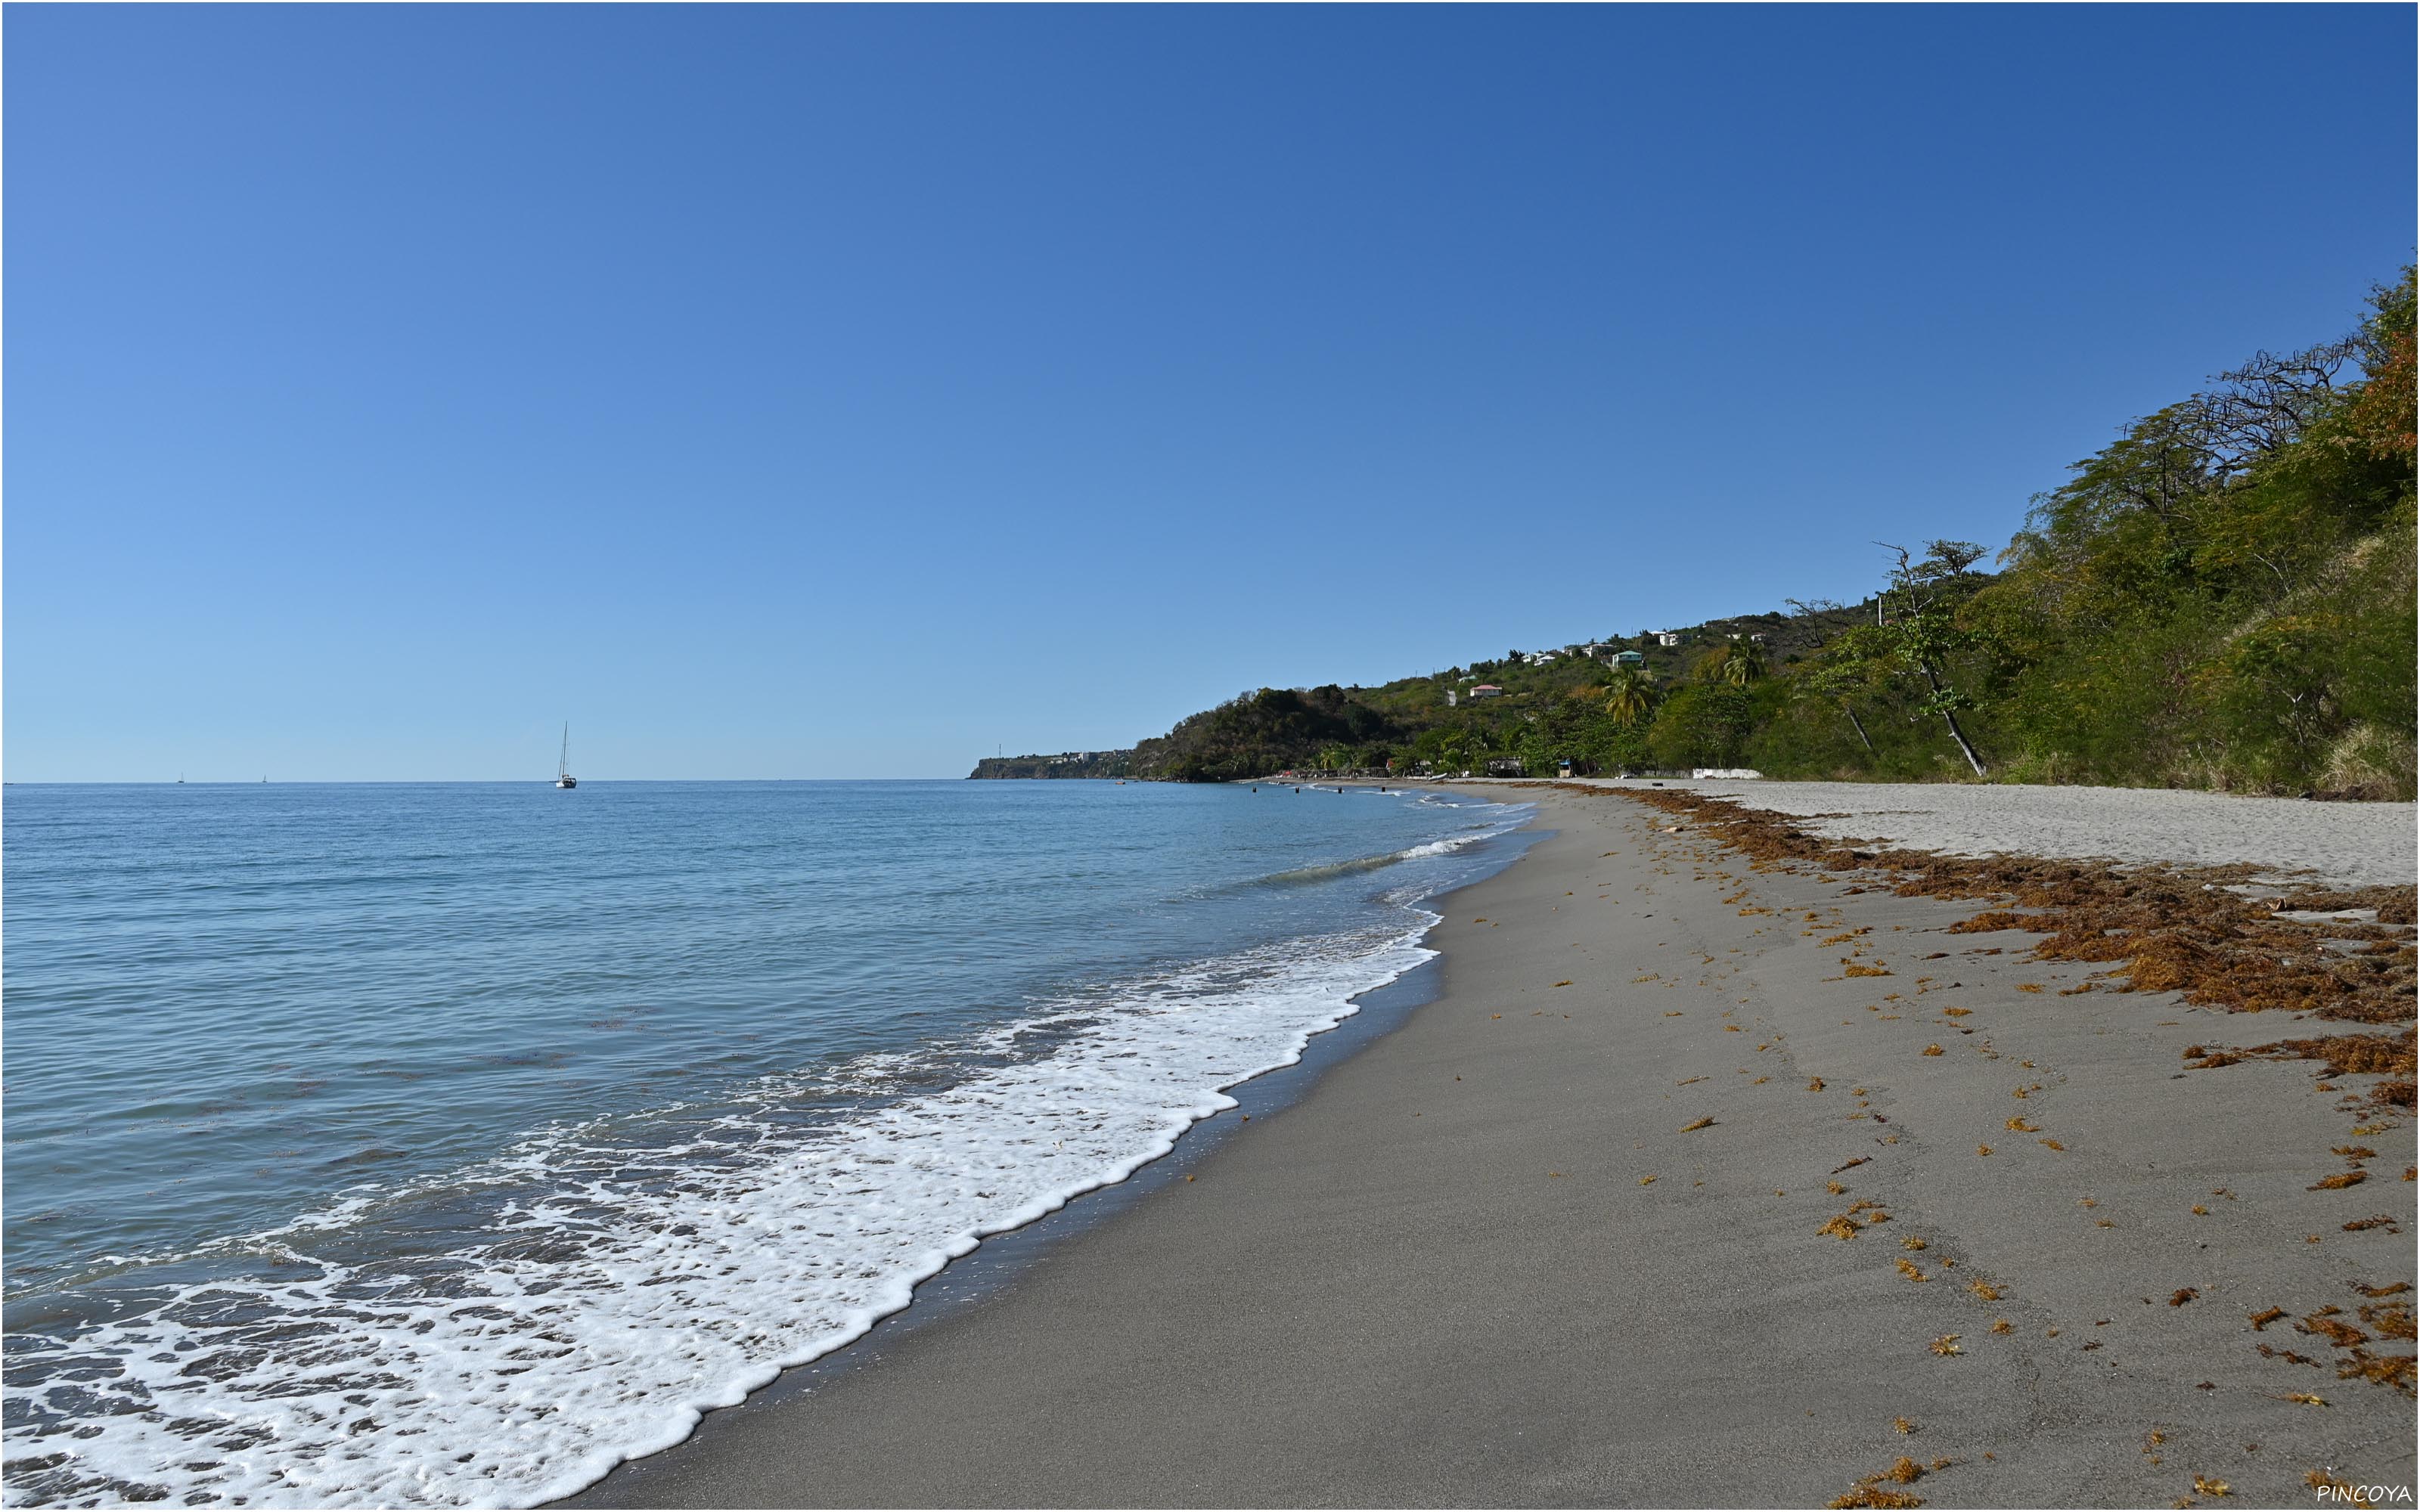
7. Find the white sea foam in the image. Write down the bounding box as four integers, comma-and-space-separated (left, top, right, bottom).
4, 804, 1531, 1509
1249, 821, 1513, 887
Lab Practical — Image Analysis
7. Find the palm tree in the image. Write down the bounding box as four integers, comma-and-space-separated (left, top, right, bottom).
1600, 665, 1658, 724
1696, 640, 1767, 687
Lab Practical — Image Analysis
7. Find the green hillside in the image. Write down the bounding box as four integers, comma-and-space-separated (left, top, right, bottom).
979, 268, 2415, 798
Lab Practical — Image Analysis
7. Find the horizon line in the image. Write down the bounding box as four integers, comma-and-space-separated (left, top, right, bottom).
0, 776, 1007, 787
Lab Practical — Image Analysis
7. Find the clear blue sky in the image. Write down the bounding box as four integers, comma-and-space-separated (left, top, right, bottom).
8, 5, 2412, 781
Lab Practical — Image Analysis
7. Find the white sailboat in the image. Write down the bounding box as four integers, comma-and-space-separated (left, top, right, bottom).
556, 725, 577, 789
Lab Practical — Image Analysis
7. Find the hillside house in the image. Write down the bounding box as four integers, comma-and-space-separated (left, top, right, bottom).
1469, 684, 1505, 699
1655, 631, 1683, 647
1612, 649, 1646, 668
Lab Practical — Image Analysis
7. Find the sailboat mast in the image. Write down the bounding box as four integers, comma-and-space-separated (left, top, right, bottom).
560, 723, 569, 778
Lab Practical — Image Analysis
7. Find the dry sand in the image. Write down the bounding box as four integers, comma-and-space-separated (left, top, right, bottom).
1570, 777, 2417, 889
566, 785, 2415, 1508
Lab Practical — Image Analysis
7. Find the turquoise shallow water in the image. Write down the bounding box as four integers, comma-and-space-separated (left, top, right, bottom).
2, 779, 1531, 1507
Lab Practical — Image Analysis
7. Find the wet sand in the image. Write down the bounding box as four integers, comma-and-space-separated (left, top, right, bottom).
566, 785, 2415, 1508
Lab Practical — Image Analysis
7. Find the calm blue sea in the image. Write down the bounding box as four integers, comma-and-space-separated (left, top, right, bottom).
2, 779, 1532, 1508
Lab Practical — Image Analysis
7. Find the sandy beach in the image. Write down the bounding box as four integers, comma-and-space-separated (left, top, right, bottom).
566, 782, 2415, 1509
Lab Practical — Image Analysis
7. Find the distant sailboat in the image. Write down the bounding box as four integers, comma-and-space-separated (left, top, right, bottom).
556, 725, 577, 789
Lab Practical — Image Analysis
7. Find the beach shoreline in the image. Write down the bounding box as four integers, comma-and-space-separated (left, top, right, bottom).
566, 782, 2415, 1509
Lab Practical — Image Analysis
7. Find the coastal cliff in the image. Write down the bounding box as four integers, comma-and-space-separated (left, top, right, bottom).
968, 750, 1134, 779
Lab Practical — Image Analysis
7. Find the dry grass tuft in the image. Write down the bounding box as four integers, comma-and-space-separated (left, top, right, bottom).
2250, 1306, 2287, 1329
1970, 1279, 2003, 1302
1845, 965, 1894, 978
1901, 1236, 1928, 1251
1892, 1417, 1917, 1434
2170, 1287, 2198, 1306
2006, 1117, 2040, 1132
2192, 1474, 2232, 1497
1922, 1044, 1944, 1056
1819, 1215, 1863, 1241
1680, 1116, 1716, 1132
1896, 1258, 1930, 1282
1928, 1334, 1962, 1356
2276, 1392, 2328, 1405
2310, 1170, 2369, 1191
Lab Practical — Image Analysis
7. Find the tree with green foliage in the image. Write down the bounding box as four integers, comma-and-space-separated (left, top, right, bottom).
1600, 665, 1658, 724
1696, 639, 1767, 687
1648, 684, 1754, 770
1876, 540, 1990, 777
1103, 272, 2412, 796
1966, 268, 2414, 795
1431, 726, 1469, 774
1780, 600, 1882, 755
1794, 627, 1886, 754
